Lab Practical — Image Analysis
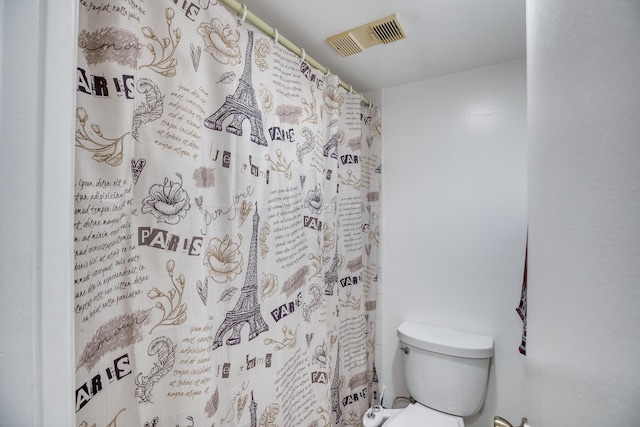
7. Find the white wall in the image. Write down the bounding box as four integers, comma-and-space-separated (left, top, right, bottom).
527, 1, 640, 425
1, 1, 39, 422
380, 59, 527, 427
0, 0, 76, 424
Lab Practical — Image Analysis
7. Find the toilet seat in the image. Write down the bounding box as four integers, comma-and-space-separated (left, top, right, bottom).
384, 403, 464, 427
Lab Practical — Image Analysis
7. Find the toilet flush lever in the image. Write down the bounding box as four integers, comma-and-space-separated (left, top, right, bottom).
494, 416, 529, 427
400, 346, 410, 355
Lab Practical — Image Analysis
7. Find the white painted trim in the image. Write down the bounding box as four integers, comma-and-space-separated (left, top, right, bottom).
37, 0, 77, 424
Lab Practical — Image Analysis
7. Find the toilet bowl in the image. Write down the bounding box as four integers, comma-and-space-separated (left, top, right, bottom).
363, 321, 493, 426
363, 402, 463, 427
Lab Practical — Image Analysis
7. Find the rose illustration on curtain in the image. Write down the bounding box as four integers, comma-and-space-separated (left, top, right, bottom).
141, 174, 191, 224
323, 84, 345, 114
197, 17, 242, 65
203, 234, 244, 283
260, 272, 279, 299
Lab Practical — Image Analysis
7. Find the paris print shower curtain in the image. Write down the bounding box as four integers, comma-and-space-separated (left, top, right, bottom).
73, 2, 381, 426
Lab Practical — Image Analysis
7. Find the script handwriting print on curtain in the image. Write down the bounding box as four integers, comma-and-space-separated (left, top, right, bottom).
73, 2, 381, 426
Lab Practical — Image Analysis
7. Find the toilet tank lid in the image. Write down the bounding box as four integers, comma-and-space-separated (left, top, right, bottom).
397, 321, 494, 359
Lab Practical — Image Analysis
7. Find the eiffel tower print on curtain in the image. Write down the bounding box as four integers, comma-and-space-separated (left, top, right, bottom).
323, 133, 338, 159
324, 250, 338, 296
212, 204, 269, 350
204, 30, 268, 146
330, 343, 342, 423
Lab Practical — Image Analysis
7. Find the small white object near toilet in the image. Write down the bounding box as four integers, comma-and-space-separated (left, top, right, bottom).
363, 321, 494, 427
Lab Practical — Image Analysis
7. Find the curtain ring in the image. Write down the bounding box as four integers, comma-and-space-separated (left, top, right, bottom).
273, 28, 278, 44
360, 93, 364, 103
239, 4, 247, 25
300, 48, 306, 64
349, 85, 353, 94
324, 67, 330, 77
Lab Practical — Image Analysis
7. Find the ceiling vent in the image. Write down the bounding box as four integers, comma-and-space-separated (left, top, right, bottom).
371, 16, 406, 44
327, 14, 406, 57
327, 32, 364, 57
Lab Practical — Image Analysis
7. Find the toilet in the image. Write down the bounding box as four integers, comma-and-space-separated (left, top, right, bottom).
363, 321, 494, 426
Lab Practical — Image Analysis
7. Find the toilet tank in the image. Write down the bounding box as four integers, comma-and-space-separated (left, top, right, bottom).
397, 321, 493, 417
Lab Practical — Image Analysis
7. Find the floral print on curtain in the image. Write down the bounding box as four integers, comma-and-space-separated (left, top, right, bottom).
73, 2, 381, 426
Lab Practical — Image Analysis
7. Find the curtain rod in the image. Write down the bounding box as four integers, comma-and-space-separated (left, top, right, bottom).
218, 0, 373, 107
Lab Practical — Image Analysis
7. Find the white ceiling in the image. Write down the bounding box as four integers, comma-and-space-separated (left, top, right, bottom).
239, 0, 526, 93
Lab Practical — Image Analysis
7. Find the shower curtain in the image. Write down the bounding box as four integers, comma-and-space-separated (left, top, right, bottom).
73, 2, 381, 426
